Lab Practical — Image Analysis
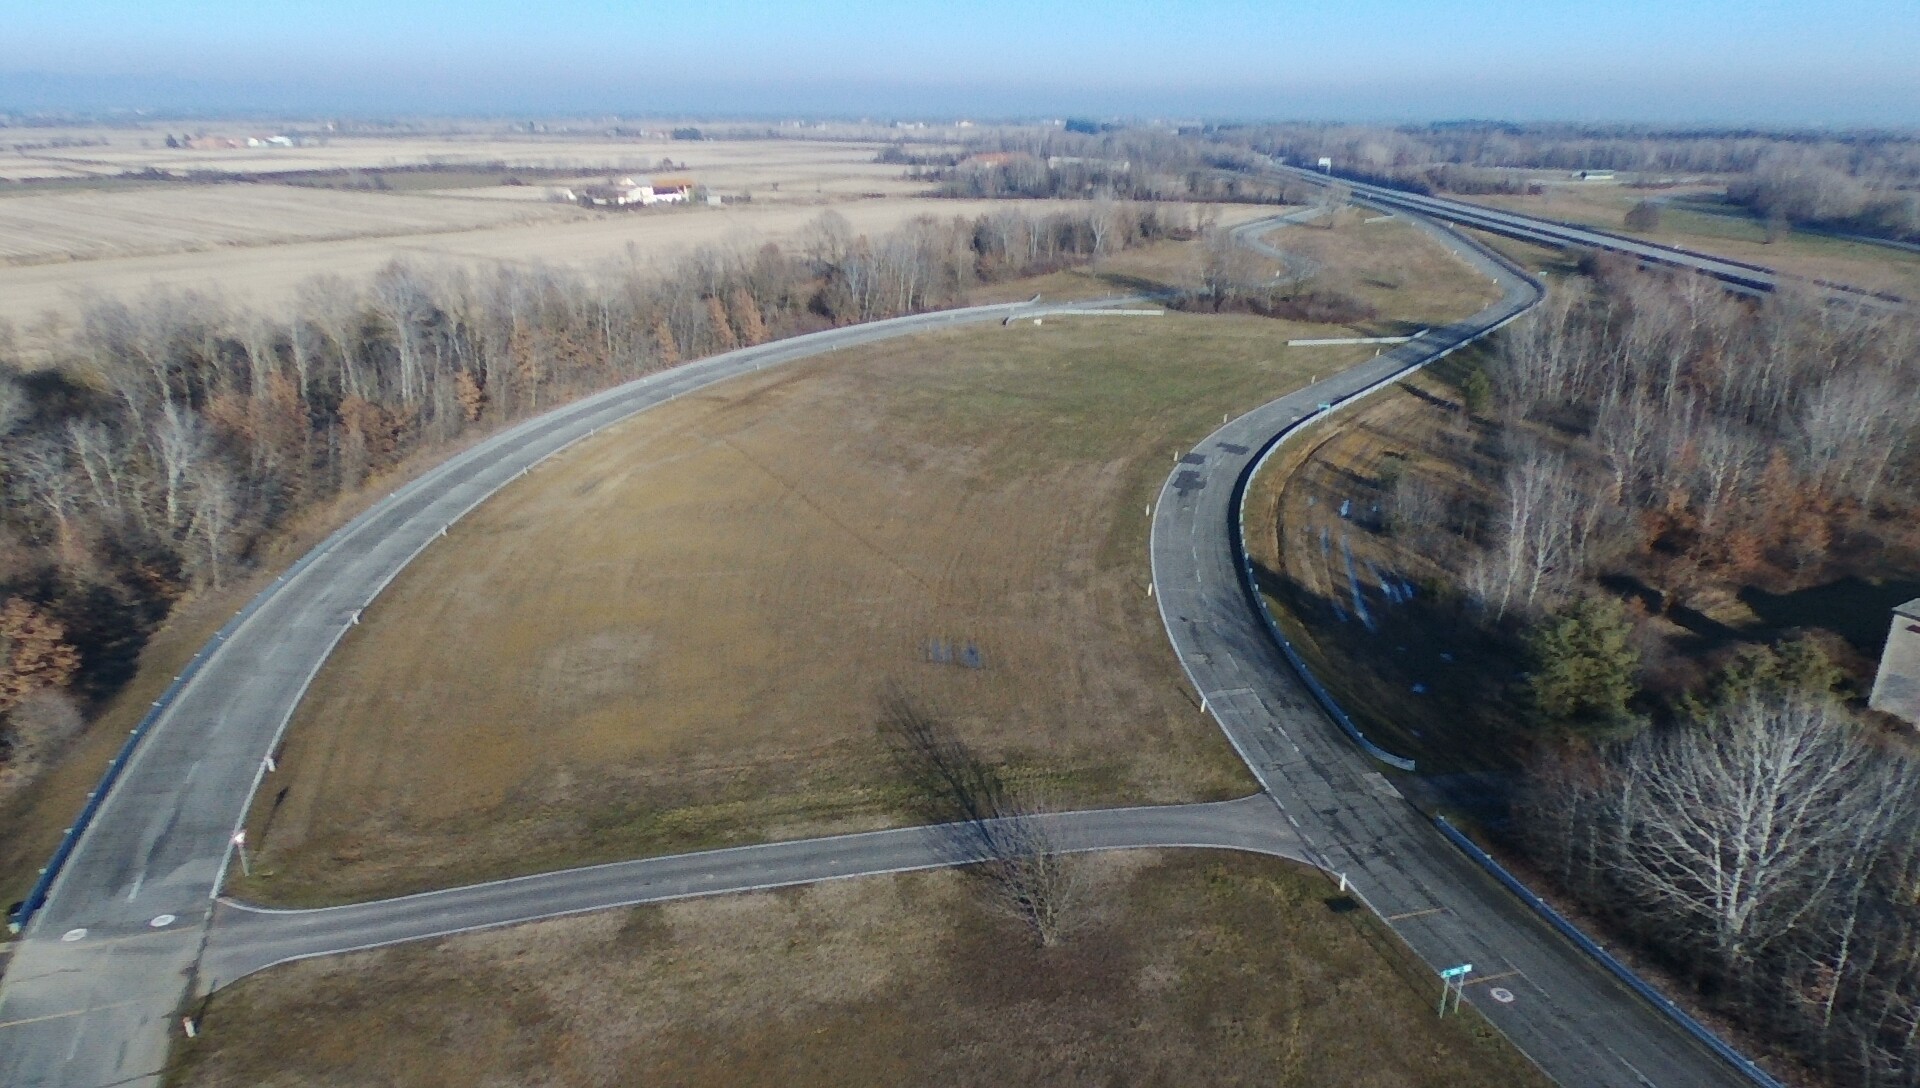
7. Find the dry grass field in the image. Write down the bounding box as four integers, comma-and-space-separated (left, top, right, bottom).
0, 209, 1370, 915
170, 851, 1548, 1088
0, 183, 575, 264
0, 198, 1282, 329
238, 315, 1324, 905
0, 129, 932, 183
1263, 215, 1507, 333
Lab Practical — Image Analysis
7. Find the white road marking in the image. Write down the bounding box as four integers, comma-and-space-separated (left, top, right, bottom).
148, 915, 175, 928
61, 928, 86, 942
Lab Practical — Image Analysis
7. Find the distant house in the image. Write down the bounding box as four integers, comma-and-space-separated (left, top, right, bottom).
574, 176, 694, 208
641, 176, 694, 204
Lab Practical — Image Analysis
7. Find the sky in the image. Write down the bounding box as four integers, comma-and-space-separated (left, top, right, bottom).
4, 0, 1919, 125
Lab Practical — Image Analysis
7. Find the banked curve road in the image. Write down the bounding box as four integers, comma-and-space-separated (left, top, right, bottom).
1150, 212, 1749, 1086
0, 293, 1159, 1088
3, 208, 1758, 1087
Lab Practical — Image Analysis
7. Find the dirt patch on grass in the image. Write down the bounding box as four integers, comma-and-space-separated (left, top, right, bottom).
238, 314, 1360, 905
171, 851, 1547, 1088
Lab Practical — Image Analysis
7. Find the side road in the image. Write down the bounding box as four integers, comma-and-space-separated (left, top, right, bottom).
199, 795, 1303, 987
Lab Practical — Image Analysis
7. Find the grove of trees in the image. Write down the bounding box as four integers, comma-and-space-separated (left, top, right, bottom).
1359, 260, 1920, 1084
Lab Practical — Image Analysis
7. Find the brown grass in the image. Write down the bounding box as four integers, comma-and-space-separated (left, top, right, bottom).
1262, 216, 1506, 333
170, 851, 1548, 1088
239, 314, 1383, 905
0, 199, 1281, 329
0, 185, 575, 265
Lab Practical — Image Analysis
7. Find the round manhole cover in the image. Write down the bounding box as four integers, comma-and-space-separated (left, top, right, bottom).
149, 914, 176, 928
61, 928, 87, 942
1489, 987, 1516, 1004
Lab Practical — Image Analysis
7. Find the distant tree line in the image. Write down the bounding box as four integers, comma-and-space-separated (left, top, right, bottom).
0, 202, 1174, 801
899, 129, 1315, 205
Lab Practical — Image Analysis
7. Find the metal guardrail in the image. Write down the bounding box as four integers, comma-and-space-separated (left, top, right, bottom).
1227, 214, 1781, 1087
1433, 817, 1785, 1088
10, 530, 340, 932
1227, 216, 1544, 773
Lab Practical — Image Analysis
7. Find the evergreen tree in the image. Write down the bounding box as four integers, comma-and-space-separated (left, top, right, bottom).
1525, 595, 1642, 736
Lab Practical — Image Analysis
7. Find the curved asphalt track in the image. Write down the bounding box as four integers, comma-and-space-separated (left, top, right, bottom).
1, 201, 1780, 1087
1150, 211, 1750, 1086
0, 294, 1150, 1088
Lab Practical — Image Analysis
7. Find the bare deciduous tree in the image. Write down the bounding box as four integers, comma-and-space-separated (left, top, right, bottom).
1614, 694, 1911, 964
879, 691, 1081, 946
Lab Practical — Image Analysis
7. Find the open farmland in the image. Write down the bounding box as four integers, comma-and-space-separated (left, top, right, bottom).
0, 197, 1282, 329
238, 314, 1336, 904
0, 129, 944, 183
0, 183, 576, 264
171, 852, 1548, 1088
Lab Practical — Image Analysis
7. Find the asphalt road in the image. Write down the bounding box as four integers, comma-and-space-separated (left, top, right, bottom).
0, 294, 1140, 1088
1149, 211, 1752, 1086
0, 207, 1773, 1088
200, 795, 1302, 986
1273, 162, 1902, 304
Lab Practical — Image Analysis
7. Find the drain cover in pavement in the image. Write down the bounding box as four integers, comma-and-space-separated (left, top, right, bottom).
149, 914, 176, 928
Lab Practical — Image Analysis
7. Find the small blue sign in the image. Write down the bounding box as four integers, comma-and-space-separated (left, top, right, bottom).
1440, 964, 1473, 978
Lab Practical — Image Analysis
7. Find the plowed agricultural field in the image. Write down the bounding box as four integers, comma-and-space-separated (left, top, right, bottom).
0, 184, 573, 265
240, 315, 1364, 904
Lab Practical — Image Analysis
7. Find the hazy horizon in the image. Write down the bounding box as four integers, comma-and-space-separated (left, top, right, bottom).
5, 0, 1920, 127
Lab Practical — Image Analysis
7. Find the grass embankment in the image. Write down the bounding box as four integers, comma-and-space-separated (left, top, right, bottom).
1243, 358, 1528, 779
1258, 214, 1506, 333
170, 852, 1549, 1088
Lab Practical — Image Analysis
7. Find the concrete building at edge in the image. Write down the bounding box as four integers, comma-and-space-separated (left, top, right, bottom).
1869, 598, 1920, 726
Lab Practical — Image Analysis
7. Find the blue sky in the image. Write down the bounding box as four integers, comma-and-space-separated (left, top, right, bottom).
4, 0, 1918, 123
